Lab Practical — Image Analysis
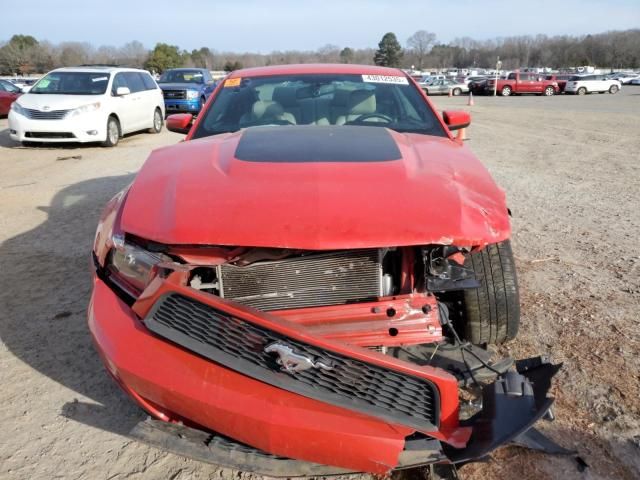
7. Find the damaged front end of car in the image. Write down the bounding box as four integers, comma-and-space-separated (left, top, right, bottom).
89, 224, 561, 475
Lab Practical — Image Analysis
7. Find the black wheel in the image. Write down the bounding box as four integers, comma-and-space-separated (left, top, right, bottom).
609, 85, 619, 94
501, 86, 512, 96
102, 116, 120, 147
544, 86, 555, 96
577, 87, 587, 95
424, 89, 430, 96
452, 88, 462, 96
462, 240, 520, 345
149, 108, 163, 133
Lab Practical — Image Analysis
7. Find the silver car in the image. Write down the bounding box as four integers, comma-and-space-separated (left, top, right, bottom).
422, 79, 469, 96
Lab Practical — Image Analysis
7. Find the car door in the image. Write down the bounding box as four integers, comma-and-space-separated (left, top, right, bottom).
138, 71, 162, 128
110, 73, 139, 133
122, 72, 149, 130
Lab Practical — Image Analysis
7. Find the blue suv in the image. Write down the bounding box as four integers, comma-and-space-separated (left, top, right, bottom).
158, 68, 217, 115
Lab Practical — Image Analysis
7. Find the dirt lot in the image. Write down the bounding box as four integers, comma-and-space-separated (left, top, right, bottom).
1, 88, 639, 480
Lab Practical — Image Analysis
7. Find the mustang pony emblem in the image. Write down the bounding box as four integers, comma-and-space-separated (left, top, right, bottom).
264, 343, 333, 373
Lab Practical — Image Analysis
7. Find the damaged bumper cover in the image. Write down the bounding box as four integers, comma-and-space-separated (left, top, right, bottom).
89, 275, 560, 474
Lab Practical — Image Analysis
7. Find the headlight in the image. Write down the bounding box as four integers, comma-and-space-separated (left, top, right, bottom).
69, 102, 101, 117
10, 102, 26, 116
107, 238, 170, 296
186, 90, 199, 100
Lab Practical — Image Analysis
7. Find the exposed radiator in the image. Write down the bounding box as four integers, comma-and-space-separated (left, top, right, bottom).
218, 249, 383, 311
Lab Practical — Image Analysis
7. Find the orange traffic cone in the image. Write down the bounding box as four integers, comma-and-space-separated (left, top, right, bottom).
448, 88, 452, 97
467, 91, 474, 106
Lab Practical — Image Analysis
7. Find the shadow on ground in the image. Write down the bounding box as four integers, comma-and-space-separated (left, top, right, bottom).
0, 173, 144, 437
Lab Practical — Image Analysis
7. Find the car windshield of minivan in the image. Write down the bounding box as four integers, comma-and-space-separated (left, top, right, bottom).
192, 73, 447, 140
30, 72, 111, 95
159, 70, 204, 84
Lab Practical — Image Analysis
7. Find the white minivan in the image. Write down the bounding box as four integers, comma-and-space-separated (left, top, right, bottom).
9, 66, 165, 147
564, 74, 621, 95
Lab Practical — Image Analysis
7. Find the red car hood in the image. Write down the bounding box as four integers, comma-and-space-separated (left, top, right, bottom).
121, 127, 510, 249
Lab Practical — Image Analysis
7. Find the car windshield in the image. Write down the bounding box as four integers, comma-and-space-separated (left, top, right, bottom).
192, 73, 447, 139
30, 72, 110, 95
159, 70, 205, 84
0, 79, 21, 93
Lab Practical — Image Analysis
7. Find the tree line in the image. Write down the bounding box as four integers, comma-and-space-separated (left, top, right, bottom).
1, 29, 638, 76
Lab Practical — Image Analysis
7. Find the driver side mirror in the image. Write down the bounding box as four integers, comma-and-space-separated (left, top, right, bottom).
166, 113, 194, 134
115, 86, 130, 96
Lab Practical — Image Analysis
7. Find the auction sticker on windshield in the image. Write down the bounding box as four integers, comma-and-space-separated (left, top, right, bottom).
224, 78, 242, 87
362, 75, 409, 85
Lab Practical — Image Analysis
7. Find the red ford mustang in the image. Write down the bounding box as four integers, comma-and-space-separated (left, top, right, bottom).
89, 64, 560, 475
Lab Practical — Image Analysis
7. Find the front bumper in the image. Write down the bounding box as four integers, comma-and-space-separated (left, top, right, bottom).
89, 274, 559, 474
163, 98, 201, 114
8, 110, 107, 143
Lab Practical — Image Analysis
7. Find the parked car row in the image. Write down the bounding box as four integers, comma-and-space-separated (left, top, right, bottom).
469, 72, 624, 96
3, 65, 220, 147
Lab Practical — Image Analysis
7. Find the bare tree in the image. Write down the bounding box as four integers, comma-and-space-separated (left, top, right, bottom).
407, 30, 437, 69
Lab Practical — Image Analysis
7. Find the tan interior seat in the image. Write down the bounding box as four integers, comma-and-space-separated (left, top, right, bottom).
240, 100, 297, 126
273, 87, 303, 124
335, 90, 377, 125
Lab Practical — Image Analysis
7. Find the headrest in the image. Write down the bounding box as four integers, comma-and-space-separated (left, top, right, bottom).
252, 100, 284, 119
272, 87, 298, 107
348, 90, 376, 115
331, 89, 351, 106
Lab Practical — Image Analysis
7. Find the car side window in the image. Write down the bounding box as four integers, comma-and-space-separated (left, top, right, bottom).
141, 72, 158, 90
508, 73, 516, 80
111, 73, 128, 95
124, 72, 145, 93
0, 81, 6, 92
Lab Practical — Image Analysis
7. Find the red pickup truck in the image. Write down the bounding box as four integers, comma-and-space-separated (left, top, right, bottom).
486, 72, 559, 96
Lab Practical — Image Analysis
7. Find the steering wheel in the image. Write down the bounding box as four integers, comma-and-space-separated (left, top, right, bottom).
348, 113, 394, 125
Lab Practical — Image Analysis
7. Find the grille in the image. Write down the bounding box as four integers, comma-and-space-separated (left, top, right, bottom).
145, 293, 439, 431
23, 108, 70, 120
25, 131, 75, 139
219, 249, 383, 311
163, 89, 186, 99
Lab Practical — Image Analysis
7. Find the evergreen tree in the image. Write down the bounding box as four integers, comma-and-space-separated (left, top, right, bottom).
373, 33, 403, 67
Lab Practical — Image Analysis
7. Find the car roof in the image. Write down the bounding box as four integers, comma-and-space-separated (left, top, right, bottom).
51, 66, 148, 74
226, 63, 408, 78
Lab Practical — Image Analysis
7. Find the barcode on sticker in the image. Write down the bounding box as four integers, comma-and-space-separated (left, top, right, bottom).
362, 75, 408, 85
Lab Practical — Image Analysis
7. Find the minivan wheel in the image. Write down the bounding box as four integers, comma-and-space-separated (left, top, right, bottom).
577, 87, 587, 95
149, 108, 163, 133
102, 116, 120, 147
609, 85, 619, 94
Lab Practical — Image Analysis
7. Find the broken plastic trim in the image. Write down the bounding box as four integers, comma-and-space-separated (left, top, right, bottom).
444, 357, 562, 463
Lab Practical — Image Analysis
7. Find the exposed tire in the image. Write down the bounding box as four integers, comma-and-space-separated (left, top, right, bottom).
544, 86, 555, 96
102, 116, 120, 147
501, 86, 512, 96
424, 89, 430, 96
462, 240, 520, 345
149, 108, 163, 133
452, 88, 462, 96
609, 85, 619, 94
577, 87, 587, 95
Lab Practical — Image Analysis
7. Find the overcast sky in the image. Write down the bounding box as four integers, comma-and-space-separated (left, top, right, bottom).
6, 0, 640, 52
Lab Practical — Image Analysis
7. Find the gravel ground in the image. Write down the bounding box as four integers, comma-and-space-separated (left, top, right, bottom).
1, 88, 639, 480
